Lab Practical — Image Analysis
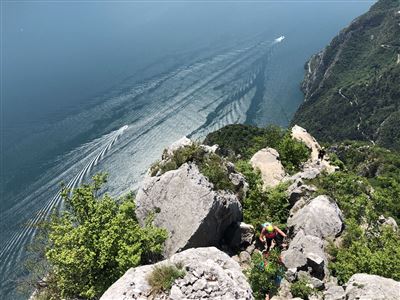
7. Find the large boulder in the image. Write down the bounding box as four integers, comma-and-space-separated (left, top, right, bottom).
291, 125, 321, 161
291, 125, 337, 174
286, 179, 317, 205
250, 148, 285, 189
281, 230, 328, 280
136, 162, 242, 257
287, 195, 344, 240
323, 282, 345, 300
100, 247, 253, 300
345, 274, 400, 300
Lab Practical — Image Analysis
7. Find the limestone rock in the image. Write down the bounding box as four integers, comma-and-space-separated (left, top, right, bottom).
100, 247, 253, 300
291, 125, 337, 174
201, 144, 219, 154
323, 282, 345, 300
288, 195, 343, 240
345, 274, 400, 300
136, 162, 242, 257
286, 179, 317, 205
250, 148, 285, 189
291, 125, 321, 161
281, 230, 328, 280
378, 215, 398, 230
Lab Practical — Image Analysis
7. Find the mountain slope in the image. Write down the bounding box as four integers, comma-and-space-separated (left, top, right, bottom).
292, 0, 400, 150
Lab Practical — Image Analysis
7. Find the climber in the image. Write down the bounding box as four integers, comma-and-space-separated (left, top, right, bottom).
259, 222, 287, 253
318, 147, 326, 161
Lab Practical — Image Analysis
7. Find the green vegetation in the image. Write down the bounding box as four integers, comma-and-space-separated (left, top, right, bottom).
290, 276, 316, 300
150, 143, 205, 176
32, 174, 167, 300
247, 250, 285, 300
292, 0, 400, 150
236, 160, 290, 230
204, 124, 310, 173
147, 263, 186, 294
328, 221, 400, 284
308, 142, 400, 284
150, 143, 235, 191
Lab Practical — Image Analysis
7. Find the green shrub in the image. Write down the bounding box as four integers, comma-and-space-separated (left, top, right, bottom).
199, 153, 235, 191
247, 250, 285, 300
147, 263, 186, 294
204, 124, 284, 160
43, 174, 168, 299
204, 125, 310, 173
151, 143, 235, 192
290, 277, 316, 300
329, 222, 400, 284
308, 144, 400, 284
277, 133, 310, 173
150, 143, 205, 176
236, 160, 290, 229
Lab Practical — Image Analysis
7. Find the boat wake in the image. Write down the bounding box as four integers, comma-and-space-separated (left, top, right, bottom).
0, 36, 288, 298
0, 125, 128, 292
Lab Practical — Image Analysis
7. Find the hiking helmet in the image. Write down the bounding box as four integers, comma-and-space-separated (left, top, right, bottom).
262, 222, 274, 233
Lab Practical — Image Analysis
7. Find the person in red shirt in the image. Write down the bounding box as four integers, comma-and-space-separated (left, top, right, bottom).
259, 222, 287, 253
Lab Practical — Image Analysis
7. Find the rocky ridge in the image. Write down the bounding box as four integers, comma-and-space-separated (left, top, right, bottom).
100, 247, 253, 300
101, 125, 399, 300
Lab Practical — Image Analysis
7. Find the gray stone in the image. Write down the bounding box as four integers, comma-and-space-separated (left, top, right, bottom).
289, 198, 306, 217
285, 268, 298, 282
282, 230, 328, 279
245, 244, 256, 255
287, 180, 317, 205
239, 251, 252, 264
345, 273, 400, 300
306, 253, 325, 280
229, 172, 249, 196
201, 144, 219, 154
136, 162, 242, 256
323, 282, 345, 300
378, 215, 398, 230
250, 148, 286, 189
169, 285, 184, 300
100, 247, 253, 300
288, 195, 343, 240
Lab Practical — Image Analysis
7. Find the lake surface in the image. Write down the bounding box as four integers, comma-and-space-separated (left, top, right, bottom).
1, 1, 373, 298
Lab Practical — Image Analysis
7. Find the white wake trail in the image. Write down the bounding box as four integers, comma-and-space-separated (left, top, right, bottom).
0, 125, 128, 275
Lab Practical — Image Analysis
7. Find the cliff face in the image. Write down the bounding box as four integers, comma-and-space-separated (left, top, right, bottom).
292, 0, 400, 150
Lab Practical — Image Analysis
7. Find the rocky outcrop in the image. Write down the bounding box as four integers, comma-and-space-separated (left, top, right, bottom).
344, 274, 400, 300
291, 125, 337, 175
292, 125, 321, 162
136, 162, 243, 257
282, 195, 344, 282
286, 178, 317, 206
287, 195, 344, 240
282, 230, 328, 280
378, 215, 398, 231
323, 282, 345, 300
250, 148, 286, 189
100, 247, 253, 300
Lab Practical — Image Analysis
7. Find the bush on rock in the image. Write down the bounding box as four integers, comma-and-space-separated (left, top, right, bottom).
40, 174, 167, 299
